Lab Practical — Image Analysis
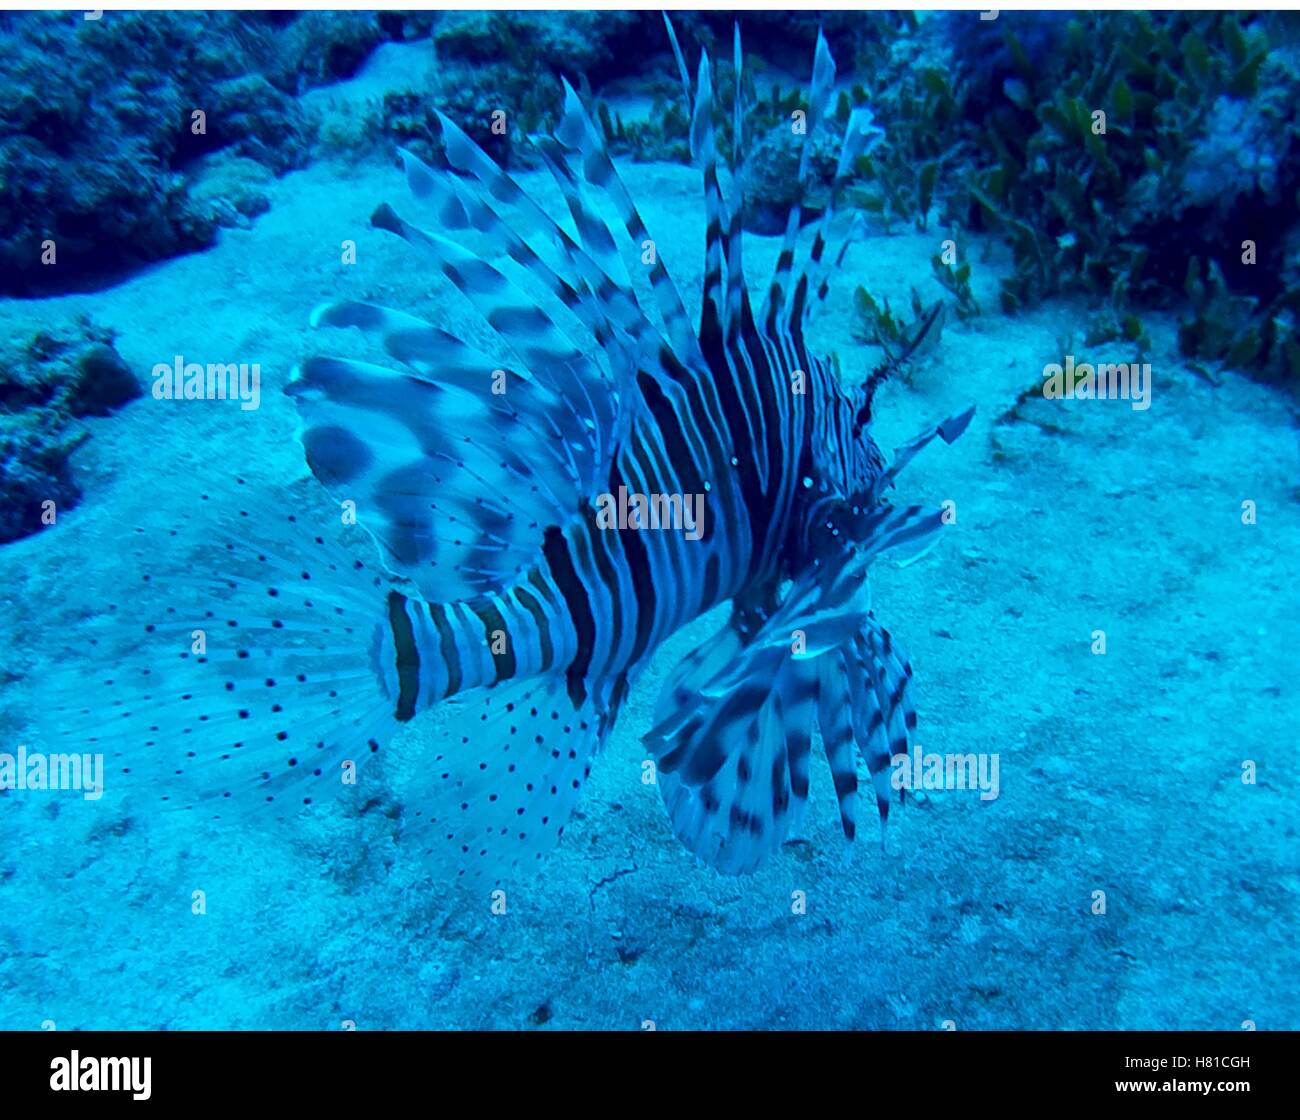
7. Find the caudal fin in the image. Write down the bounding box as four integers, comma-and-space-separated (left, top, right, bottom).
32, 478, 618, 885
34, 479, 401, 818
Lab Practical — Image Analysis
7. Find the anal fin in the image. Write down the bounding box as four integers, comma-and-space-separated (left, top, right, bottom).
386, 672, 612, 885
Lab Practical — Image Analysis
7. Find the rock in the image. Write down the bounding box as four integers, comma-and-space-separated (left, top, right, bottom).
205, 74, 308, 174
433, 11, 644, 83
68, 343, 140, 418
188, 154, 274, 231
411, 10, 656, 168
0, 318, 139, 544
0, 421, 85, 546
4, 321, 139, 416
276, 12, 385, 92
0, 12, 347, 295
743, 120, 844, 234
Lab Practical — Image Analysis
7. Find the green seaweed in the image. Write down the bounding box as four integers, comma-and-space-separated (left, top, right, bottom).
963, 12, 1295, 382
930, 239, 980, 321
849, 54, 970, 232
852, 284, 945, 383
1179, 257, 1300, 386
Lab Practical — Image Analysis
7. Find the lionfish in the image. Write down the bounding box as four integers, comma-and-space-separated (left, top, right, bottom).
49, 23, 972, 880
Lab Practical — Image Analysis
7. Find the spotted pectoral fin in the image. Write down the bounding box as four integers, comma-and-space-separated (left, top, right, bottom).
646, 559, 868, 786
296, 117, 651, 605
287, 352, 572, 604
655, 673, 815, 876
835, 615, 919, 835
650, 640, 823, 876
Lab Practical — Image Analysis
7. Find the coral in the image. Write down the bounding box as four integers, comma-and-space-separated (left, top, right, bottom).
0, 11, 304, 295
433, 11, 644, 85
2, 321, 139, 419
0, 318, 139, 544
187, 155, 273, 231
0, 11, 460, 295
275, 12, 386, 93
203, 74, 307, 175
418, 11, 651, 168
1182, 95, 1288, 214
742, 118, 843, 235
0, 420, 85, 546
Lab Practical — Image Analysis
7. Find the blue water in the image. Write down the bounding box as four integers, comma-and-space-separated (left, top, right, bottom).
0, 9, 1296, 1031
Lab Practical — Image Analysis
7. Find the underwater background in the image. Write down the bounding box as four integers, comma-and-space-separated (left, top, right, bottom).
0, 8, 1297, 1030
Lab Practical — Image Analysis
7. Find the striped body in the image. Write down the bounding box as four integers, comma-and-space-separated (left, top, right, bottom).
381, 324, 866, 726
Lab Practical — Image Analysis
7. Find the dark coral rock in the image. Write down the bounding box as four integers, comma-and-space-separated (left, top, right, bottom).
390, 80, 523, 170
0, 9, 683, 289
387, 11, 659, 171
743, 120, 843, 235
0, 11, 314, 295
0, 421, 85, 546
3, 320, 140, 419
276, 11, 386, 93
188, 154, 274, 232
378, 12, 438, 44
0, 318, 139, 544
433, 10, 645, 82
66, 343, 141, 418
203, 74, 307, 174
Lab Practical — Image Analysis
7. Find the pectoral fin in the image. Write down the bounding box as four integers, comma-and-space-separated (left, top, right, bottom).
643, 551, 922, 874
